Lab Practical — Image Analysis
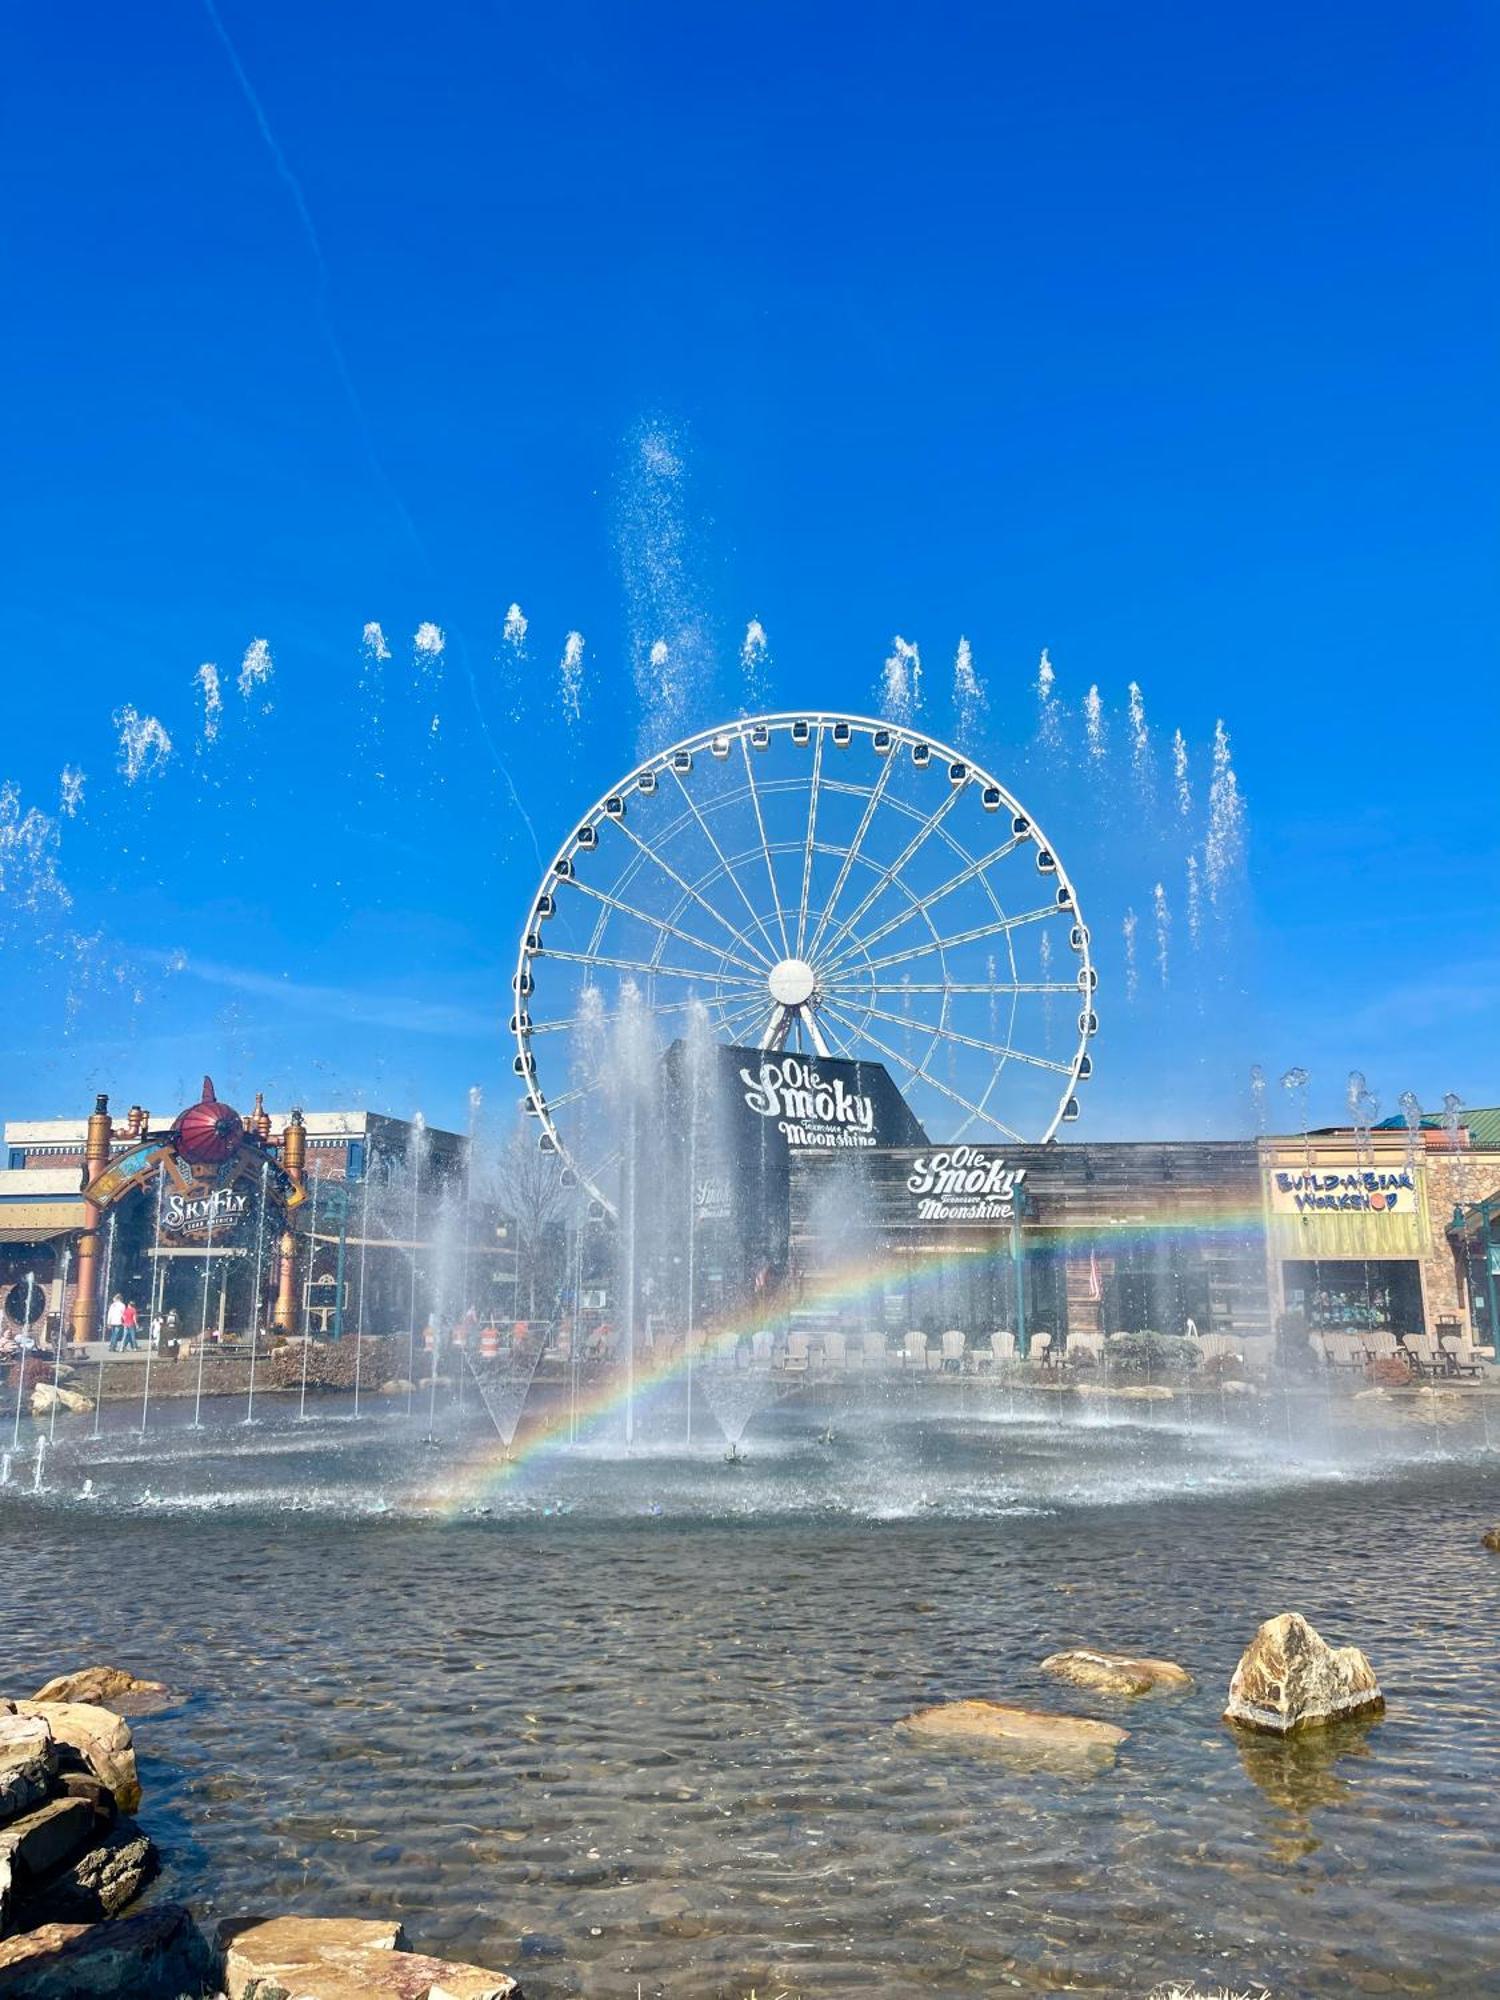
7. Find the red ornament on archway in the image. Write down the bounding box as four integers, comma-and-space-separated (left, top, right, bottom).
172, 1076, 245, 1166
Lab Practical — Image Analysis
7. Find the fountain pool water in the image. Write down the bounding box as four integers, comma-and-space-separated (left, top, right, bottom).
1, 1379, 1497, 1999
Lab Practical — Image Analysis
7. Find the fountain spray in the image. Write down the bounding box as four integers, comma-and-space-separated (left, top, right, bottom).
192, 1193, 217, 1429
92, 1214, 117, 1440
353, 1168, 371, 1417
407, 1115, 425, 1418
139, 1167, 164, 1436
10, 1271, 35, 1449
299, 1170, 321, 1421
245, 1157, 270, 1425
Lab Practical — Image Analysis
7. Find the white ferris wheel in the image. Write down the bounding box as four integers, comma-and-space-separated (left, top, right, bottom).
511, 713, 1096, 1204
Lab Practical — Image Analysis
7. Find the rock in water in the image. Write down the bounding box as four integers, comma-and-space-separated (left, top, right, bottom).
24, 1823, 158, 1923
900, 1699, 1128, 1768
216, 1914, 521, 1999
0, 1903, 212, 1997
10, 1703, 141, 1814
1223, 1612, 1383, 1734
1040, 1650, 1193, 1696
1482, 1526, 1500, 1553
0, 1714, 58, 1824
28, 1384, 93, 1416
29, 1667, 177, 1719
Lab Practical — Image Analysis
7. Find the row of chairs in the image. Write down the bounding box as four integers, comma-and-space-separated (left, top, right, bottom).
1310, 1329, 1486, 1380
700, 1329, 1276, 1373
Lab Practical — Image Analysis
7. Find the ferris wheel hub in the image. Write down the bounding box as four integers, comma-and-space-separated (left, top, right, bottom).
768, 957, 818, 1008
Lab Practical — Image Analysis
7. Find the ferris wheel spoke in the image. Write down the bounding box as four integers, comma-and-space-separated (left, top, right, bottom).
818, 835, 1025, 978
816, 997, 1013, 1136
527, 992, 719, 1036
714, 996, 770, 1044
667, 764, 786, 964
836, 978, 1079, 995
803, 755, 896, 963
607, 817, 776, 971
855, 904, 1061, 975
560, 878, 768, 980
541, 947, 765, 986
813, 786, 966, 969
793, 727, 824, 960
737, 736, 794, 959
819, 992, 1075, 1076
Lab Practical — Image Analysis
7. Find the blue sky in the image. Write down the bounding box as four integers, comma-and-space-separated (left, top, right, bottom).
0, 1, 1495, 1141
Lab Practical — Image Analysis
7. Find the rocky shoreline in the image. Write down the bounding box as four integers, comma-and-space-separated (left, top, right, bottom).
0, 1668, 522, 1999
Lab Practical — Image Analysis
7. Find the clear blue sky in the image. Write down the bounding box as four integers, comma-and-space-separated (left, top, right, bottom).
0, 1, 1494, 1140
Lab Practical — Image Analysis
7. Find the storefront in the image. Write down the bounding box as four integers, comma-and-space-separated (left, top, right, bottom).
1445, 1190, 1500, 1351
0, 1081, 478, 1343
788, 1138, 1270, 1350
1259, 1131, 1478, 1341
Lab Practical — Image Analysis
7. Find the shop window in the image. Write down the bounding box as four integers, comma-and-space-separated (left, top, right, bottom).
1282, 1259, 1424, 1335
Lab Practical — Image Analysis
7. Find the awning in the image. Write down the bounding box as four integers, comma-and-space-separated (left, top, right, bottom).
0, 1202, 87, 1243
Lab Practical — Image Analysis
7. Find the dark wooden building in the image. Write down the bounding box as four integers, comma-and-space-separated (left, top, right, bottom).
788, 1139, 1271, 1350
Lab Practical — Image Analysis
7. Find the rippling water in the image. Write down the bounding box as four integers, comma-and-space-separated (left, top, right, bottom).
2, 1383, 1497, 1998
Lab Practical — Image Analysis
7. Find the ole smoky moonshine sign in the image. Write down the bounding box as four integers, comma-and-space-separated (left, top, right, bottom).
906, 1146, 1024, 1222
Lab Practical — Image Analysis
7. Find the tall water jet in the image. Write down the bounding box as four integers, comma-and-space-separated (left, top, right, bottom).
406, 1114, 427, 1416
192, 1193, 218, 1429
880, 637, 921, 724
953, 637, 984, 738
140, 1167, 165, 1435
49, 1246, 71, 1446
1083, 684, 1105, 761
740, 620, 770, 712
298, 1171, 322, 1422
1205, 719, 1246, 904
1036, 648, 1062, 751
1250, 1064, 1268, 1133
244, 1158, 271, 1426
1153, 882, 1171, 986
1172, 728, 1191, 817
92, 1214, 118, 1441
558, 631, 586, 729
1122, 907, 1139, 1001
10, 1271, 35, 1450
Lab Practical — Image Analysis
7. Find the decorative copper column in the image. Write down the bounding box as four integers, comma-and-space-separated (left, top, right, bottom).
273, 1110, 306, 1331
71, 1093, 116, 1344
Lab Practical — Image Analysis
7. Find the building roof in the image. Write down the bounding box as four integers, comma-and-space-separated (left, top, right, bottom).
1375, 1107, 1500, 1148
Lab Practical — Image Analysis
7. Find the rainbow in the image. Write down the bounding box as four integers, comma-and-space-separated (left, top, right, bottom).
427, 1198, 1267, 1513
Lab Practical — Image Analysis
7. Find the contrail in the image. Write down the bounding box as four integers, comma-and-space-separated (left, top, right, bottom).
198, 0, 538, 863
199, 0, 427, 565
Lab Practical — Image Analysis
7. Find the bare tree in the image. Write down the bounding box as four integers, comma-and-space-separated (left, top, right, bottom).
478, 1114, 568, 1316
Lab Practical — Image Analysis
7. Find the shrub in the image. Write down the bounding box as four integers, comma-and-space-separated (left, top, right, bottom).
1106, 1330, 1200, 1376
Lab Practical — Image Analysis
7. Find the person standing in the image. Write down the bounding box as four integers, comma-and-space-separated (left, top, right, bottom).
120, 1299, 139, 1351
105, 1293, 126, 1351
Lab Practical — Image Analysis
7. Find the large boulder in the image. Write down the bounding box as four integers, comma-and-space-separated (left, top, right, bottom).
21, 1823, 157, 1924
29, 1667, 177, 1719
1040, 1649, 1193, 1697
0, 1903, 212, 1997
0, 1798, 94, 1934
1482, 1526, 1500, 1553
0, 1714, 57, 1825
29, 1384, 93, 1417
216, 1915, 521, 2000
899, 1698, 1128, 1769
1223, 1612, 1383, 1734
11, 1703, 140, 1814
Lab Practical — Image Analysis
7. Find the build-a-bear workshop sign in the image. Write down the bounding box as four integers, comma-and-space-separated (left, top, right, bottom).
82, 1078, 303, 1235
